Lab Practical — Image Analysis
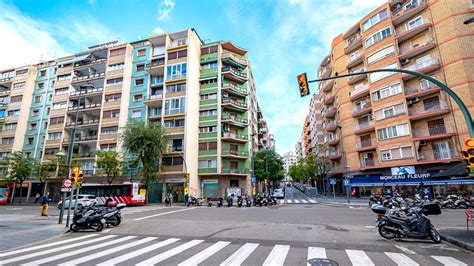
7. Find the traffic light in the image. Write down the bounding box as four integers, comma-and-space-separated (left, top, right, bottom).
297, 73, 310, 97
166, 144, 171, 153
71, 167, 79, 187
462, 138, 474, 176
77, 170, 84, 187
185, 173, 190, 184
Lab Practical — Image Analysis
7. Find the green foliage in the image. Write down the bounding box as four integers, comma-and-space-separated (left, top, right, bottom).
254, 150, 284, 181
288, 158, 309, 183
96, 150, 122, 184
288, 144, 330, 186
7, 152, 36, 183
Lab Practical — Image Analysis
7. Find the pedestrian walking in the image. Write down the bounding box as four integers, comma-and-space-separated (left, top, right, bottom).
169, 192, 173, 206
184, 193, 189, 206
41, 192, 51, 216
165, 194, 170, 207
34, 193, 41, 204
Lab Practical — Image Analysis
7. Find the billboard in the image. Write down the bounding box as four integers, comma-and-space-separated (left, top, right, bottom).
391, 166, 416, 175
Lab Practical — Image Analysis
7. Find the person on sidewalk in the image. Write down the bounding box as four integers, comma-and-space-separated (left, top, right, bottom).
41, 192, 51, 216
34, 193, 41, 204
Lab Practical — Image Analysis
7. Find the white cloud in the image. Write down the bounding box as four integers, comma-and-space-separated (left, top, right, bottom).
153, 26, 165, 35
158, 0, 175, 21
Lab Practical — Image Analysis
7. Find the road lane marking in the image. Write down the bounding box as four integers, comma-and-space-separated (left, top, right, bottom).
136, 240, 204, 265
287, 199, 292, 203
0, 234, 97, 258
301, 199, 308, 203
179, 241, 231, 266
431, 256, 467, 266
21, 236, 136, 266
0, 235, 116, 264
97, 238, 180, 266
134, 207, 196, 221
58, 237, 157, 266
309, 199, 316, 203
346, 250, 374, 266
263, 245, 290, 266
307, 247, 326, 265
220, 243, 259, 266
395, 245, 417, 255
294, 199, 300, 203
385, 252, 419, 266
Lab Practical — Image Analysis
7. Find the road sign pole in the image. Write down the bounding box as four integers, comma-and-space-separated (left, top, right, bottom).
65, 187, 74, 227
332, 184, 335, 199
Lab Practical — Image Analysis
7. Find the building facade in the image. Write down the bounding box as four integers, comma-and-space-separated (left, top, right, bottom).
0, 29, 267, 202
282, 151, 298, 177
317, 0, 474, 196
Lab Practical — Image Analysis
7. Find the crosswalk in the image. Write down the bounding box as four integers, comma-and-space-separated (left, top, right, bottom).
0, 234, 471, 266
279, 198, 317, 204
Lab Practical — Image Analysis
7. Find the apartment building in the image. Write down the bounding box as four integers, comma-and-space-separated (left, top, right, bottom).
282, 151, 298, 176
0, 29, 265, 202
257, 106, 274, 150
317, 0, 474, 196
310, 93, 324, 148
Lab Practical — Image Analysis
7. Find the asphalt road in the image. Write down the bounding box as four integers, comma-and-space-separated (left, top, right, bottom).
0, 189, 473, 265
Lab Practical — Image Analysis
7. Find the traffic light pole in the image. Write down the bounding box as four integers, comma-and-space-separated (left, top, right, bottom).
307, 69, 474, 137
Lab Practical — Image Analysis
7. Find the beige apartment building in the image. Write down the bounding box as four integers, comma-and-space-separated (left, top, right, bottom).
316, 0, 473, 196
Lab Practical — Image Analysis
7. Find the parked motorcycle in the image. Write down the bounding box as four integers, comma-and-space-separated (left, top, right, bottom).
237, 196, 243, 207
253, 194, 263, 207
70, 202, 106, 232
207, 197, 213, 207
100, 199, 126, 227
217, 197, 223, 207
245, 195, 252, 207
226, 195, 234, 207
187, 196, 202, 207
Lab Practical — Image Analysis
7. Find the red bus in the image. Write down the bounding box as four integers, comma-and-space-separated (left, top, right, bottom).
79, 182, 146, 205
0, 183, 14, 205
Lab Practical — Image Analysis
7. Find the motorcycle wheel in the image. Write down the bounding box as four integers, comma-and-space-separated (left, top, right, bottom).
93, 223, 104, 232
70, 224, 79, 232
429, 226, 441, 243
378, 224, 396, 239
208, 202, 212, 207
458, 203, 468, 209
112, 216, 121, 226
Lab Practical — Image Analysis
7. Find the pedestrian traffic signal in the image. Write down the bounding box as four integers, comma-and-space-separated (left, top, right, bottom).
297, 73, 310, 97
166, 144, 171, 153
71, 167, 79, 186
77, 170, 84, 187
462, 138, 474, 176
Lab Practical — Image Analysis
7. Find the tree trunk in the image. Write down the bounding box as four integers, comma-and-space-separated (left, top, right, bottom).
144, 179, 149, 204
19, 181, 23, 204
9, 181, 16, 204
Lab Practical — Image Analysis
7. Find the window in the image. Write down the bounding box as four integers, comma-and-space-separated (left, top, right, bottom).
374, 103, 406, 120
164, 119, 185, 128
380, 146, 413, 161
367, 45, 395, 65
103, 109, 120, 118
381, 150, 392, 161
40, 70, 46, 77
106, 77, 123, 86
167, 50, 187, 60
362, 9, 388, 31
50, 116, 64, 125
201, 45, 218, 55
200, 78, 218, 86
32, 109, 39, 116
4, 123, 17, 130
137, 49, 146, 57
349, 51, 360, 61
30, 123, 37, 130
372, 83, 401, 101
151, 76, 164, 86
199, 125, 217, 133
136, 64, 145, 72
152, 46, 165, 56
55, 87, 68, 95
198, 160, 217, 169
48, 132, 61, 140
201, 62, 218, 69
57, 74, 71, 81
131, 110, 142, 118
12, 82, 25, 90
166, 83, 186, 93
200, 93, 217, 100
101, 126, 118, 135
420, 77, 435, 90
110, 48, 126, 57
2, 138, 14, 145
133, 94, 142, 102
37, 83, 44, 90
199, 109, 218, 117
0, 97, 8, 103
16, 69, 28, 76
53, 102, 67, 110
10, 95, 23, 103
7, 109, 20, 116
198, 142, 217, 150
100, 143, 117, 151
134, 78, 144, 86
166, 63, 187, 80
369, 63, 398, 83
0, 152, 11, 158
105, 93, 121, 102
164, 97, 185, 115
378, 123, 409, 140
406, 16, 423, 30
162, 157, 183, 166
364, 27, 392, 47
107, 63, 124, 72
34, 96, 42, 103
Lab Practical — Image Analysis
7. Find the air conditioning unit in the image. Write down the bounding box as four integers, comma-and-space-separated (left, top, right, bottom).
407, 97, 420, 105
401, 59, 410, 65
420, 140, 427, 146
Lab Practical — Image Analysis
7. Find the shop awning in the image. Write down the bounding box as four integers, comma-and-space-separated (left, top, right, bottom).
430, 163, 468, 178
351, 178, 474, 187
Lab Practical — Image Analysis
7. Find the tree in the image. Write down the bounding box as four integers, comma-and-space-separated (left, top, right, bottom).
254, 149, 285, 182
288, 159, 308, 183
96, 150, 122, 184
7, 152, 36, 204
312, 144, 330, 194
121, 121, 168, 203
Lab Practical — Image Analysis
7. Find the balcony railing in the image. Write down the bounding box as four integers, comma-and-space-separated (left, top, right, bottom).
352, 102, 372, 114
74, 58, 106, 68
72, 72, 105, 82
360, 158, 380, 168
70, 87, 103, 96
222, 115, 248, 124
68, 103, 102, 111
222, 82, 248, 95
222, 52, 248, 66
222, 150, 249, 157
73, 153, 95, 158
164, 108, 185, 115
403, 58, 439, 72
353, 120, 375, 132
222, 132, 248, 141
222, 98, 248, 109
169, 40, 188, 48
408, 103, 449, 116
417, 149, 459, 161
412, 124, 453, 138
356, 139, 377, 149
146, 60, 165, 68
404, 84, 439, 96
350, 83, 369, 97
222, 168, 249, 174
145, 94, 163, 101
65, 119, 100, 127
222, 66, 248, 80
398, 40, 435, 55
63, 135, 98, 142
148, 113, 162, 119
345, 34, 361, 48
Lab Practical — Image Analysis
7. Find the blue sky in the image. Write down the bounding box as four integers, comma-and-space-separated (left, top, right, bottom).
0, 0, 385, 154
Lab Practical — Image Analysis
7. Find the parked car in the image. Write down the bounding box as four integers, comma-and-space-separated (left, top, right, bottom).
57, 194, 97, 209
273, 189, 285, 199
305, 187, 318, 198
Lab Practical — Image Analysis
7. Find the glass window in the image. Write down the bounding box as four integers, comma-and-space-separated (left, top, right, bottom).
131, 110, 141, 118
362, 9, 388, 31
369, 63, 398, 83
107, 63, 124, 72
135, 78, 144, 86
365, 27, 392, 47
166, 63, 187, 80
110, 48, 126, 57
136, 64, 145, 72
106, 78, 123, 86
166, 83, 186, 93
367, 45, 395, 65
164, 97, 185, 115
137, 49, 146, 57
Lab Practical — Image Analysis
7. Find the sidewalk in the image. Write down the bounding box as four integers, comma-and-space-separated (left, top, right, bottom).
438, 227, 474, 252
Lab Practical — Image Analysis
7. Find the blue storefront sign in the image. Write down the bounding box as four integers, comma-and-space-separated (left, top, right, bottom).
350, 174, 474, 187
251, 176, 256, 183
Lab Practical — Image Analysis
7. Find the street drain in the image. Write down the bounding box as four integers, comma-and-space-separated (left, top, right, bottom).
307, 258, 339, 266
297, 226, 312, 230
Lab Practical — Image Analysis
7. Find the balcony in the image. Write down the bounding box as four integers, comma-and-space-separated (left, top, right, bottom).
69, 87, 103, 97
72, 72, 105, 83
398, 41, 436, 61
417, 149, 460, 163
162, 164, 184, 173
352, 102, 372, 118
408, 103, 450, 121
360, 158, 381, 169
63, 135, 98, 143
323, 93, 335, 105
324, 121, 337, 132
144, 94, 163, 106
396, 22, 433, 43
221, 149, 249, 159
391, 1, 428, 25
349, 83, 369, 101
74, 58, 107, 69
168, 40, 188, 50
356, 139, 377, 152
346, 54, 365, 69
323, 107, 336, 119
347, 69, 367, 85
325, 135, 340, 146
67, 103, 102, 112
402, 59, 441, 80
221, 168, 249, 175
146, 59, 165, 76
150, 79, 164, 88
164, 108, 185, 116
222, 66, 247, 83
222, 98, 248, 112
0, 76, 13, 86
404, 85, 441, 99
221, 52, 248, 67
318, 66, 332, 79
353, 120, 375, 135
327, 150, 342, 160
65, 119, 99, 127
221, 132, 248, 143
412, 124, 455, 141
320, 79, 334, 92
221, 115, 248, 127
72, 153, 95, 159
344, 34, 363, 54
222, 82, 248, 97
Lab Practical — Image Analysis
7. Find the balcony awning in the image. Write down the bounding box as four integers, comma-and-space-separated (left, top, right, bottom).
59, 53, 91, 66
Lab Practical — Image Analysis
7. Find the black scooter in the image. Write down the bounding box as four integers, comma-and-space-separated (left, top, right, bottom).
217, 197, 223, 207
70, 203, 106, 232
226, 195, 233, 207
245, 195, 252, 207
237, 196, 243, 207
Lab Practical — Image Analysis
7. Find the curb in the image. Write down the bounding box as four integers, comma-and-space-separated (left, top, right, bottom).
317, 202, 368, 208
440, 234, 474, 252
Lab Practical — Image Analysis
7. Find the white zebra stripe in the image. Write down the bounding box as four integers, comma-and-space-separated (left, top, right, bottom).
178, 241, 231, 266
346, 249, 374, 266
220, 243, 259, 266
431, 256, 467, 266
136, 240, 204, 265
263, 245, 290, 266
307, 247, 327, 265
385, 252, 419, 266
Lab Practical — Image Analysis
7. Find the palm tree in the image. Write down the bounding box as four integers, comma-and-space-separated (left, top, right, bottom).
121, 121, 168, 203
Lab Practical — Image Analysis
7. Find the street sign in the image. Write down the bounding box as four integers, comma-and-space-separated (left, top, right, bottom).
61, 187, 72, 192
251, 176, 256, 183
344, 179, 350, 186
329, 178, 336, 185
62, 179, 72, 188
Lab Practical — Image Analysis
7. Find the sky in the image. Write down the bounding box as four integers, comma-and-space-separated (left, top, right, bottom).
0, 0, 386, 155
